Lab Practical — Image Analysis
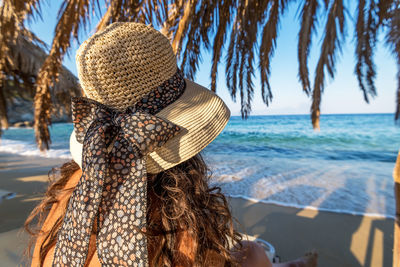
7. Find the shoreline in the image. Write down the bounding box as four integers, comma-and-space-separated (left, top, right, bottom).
0, 153, 395, 266
226, 194, 396, 220
0, 139, 72, 159
0, 149, 395, 219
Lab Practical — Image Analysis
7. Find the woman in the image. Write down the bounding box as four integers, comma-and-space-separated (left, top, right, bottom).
25, 22, 317, 267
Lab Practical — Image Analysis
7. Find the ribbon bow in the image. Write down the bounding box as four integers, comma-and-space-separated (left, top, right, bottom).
53, 97, 181, 267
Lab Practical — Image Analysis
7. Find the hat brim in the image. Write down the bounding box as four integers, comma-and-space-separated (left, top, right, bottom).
147, 79, 230, 173
69, 79, 230, 174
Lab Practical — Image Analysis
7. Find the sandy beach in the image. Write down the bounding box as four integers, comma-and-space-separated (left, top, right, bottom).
0, 153, 394, 267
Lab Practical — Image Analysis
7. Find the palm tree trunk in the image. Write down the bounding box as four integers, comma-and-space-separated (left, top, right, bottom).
394, 151, 400, 267
0, 80, 9, 130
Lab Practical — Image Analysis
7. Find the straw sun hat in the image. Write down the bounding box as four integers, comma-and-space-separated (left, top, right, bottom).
69, 22, 230, 174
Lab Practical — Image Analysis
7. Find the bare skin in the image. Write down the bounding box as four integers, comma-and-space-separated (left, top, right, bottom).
232, 241, 318, 267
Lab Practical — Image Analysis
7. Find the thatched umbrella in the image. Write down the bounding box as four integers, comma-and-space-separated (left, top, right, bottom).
1, 33, 81, 129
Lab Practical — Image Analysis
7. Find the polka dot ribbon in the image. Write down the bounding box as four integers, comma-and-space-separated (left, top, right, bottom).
53, 71, 185, 267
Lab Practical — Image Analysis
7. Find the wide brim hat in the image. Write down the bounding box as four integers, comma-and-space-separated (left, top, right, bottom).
69, 22, 230, 174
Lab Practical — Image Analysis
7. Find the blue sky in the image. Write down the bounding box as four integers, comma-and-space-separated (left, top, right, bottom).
27, 1, 398, 116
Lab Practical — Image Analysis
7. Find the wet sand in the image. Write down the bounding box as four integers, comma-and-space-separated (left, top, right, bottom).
229, 197, 393, 267
0, 153, 394, 266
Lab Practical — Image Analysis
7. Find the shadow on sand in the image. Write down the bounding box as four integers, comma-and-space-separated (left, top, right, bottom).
229, 179, 393, 267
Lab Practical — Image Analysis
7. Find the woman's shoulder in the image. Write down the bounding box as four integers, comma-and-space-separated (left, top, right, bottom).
31, 168, 82, 267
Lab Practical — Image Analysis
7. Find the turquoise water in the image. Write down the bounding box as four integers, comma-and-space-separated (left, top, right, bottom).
1, 114, 398, 217
207, 114, 398, 162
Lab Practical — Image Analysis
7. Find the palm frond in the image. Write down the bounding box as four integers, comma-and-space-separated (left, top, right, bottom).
384, 4, 400, 122
10, 0, 400, 149
171, 0, 196, 56
210, 0, 234, 93
179, 0, 217, 80
354, 0, 378, 104
34, 0, 92, 150
239, 0, 270, 118
159, 0, 184, 38
0, 81, 8, 130
226, 0, 273, 117
96, 0, 141, 30
297, 0, 319, 95
225, 12, 240, 102
355, 0, 367, 100
259, 0, 289, 107
377, 0, 393, 25
311, 0, 345, 130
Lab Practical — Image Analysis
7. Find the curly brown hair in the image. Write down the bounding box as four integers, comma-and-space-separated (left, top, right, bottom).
24, 153, 243, 266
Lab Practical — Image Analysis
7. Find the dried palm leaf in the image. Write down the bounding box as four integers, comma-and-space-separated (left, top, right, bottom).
259, 0, 288, 107
34, 0, 92, 150
160, 0, 184, 38
210, 0, 234, 93
240, 0, 270, 118
179, 0, 216, 80
311, 0, 345, 130
226, 11, 240, 102
170, 0, 195, 55
355, 0, 377, 104
384, 4, 400, 121
12, 0, 400, 149
297, 0, 319, 95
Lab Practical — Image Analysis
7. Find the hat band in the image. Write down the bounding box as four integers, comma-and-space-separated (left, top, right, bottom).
70, 69, 186, 168
133, 69, 186, 114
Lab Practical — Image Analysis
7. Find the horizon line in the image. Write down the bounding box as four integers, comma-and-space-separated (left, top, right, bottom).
229, 112, 394, 117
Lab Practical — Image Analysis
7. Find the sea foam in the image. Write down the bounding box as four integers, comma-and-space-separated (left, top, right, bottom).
0, 139, 72, 159
0, 114, 398, 218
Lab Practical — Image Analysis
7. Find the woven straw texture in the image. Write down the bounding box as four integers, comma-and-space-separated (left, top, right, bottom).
76, 22, 177, 111
72, 22, 230, 173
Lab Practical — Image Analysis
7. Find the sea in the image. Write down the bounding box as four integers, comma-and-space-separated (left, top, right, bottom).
1, 113, 398, 219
